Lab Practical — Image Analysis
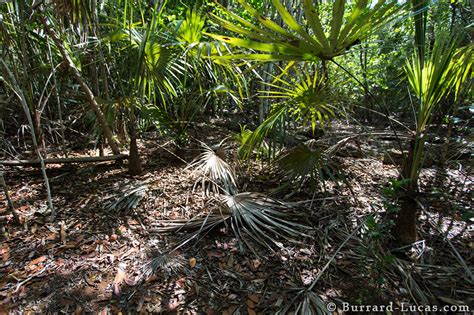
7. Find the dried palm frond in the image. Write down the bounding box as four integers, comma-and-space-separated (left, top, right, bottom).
103, 184, 148, 212
142, 253, 187, 279
154, 192, 309, 254
186, 140, 237, 195
223, 192, 309, 254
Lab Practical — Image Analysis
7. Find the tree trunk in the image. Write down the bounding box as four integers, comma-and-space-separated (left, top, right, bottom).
393, 138, 418, 245
393, 194, 418, 245
128, 115, 142, 176
33, 109, 45, 154
41, 18, 121, 156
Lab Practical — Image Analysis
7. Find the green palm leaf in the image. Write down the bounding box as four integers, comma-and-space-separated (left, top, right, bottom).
405, 38, 472, 134
276, 140, 340, 192
239, 67, 339, 159
404, 36, 472, 181
207, 0, 405, 61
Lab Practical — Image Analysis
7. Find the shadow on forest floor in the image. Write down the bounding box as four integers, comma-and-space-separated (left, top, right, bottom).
1, 123, 472, 313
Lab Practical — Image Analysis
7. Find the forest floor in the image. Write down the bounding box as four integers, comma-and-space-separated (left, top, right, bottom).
0, 120, 472, 314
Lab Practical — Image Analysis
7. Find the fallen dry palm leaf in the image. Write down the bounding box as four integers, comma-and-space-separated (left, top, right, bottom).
276, 289, 328, 315
103, 183, 148, 211
346, 218, 474, 308
223, 192, 309, 254
154, 192, 310, 255
186, 141, 237, 195
141, 253, 187, 280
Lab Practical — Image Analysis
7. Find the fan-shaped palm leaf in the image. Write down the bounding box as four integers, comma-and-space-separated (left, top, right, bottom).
186, 140, 237, 195
406, 39, 472, 134
206, 0, 405, 62
103, 183, 148, 212
239, 67, 338, 159
276, 140, 340, 192
223, 192, 309, 254
276, 289, 328, 315
156, 192, 309, 255
404, 37, 472, 181
176, 8, 206, 45
263, 66, 338, 130
142, 253, 187, 279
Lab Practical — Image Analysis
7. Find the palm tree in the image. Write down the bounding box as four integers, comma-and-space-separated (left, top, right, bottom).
207, 0, 406, 160
394, 37, 472, 244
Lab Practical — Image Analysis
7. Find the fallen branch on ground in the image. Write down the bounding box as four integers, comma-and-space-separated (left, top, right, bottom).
1, 154, 128, 166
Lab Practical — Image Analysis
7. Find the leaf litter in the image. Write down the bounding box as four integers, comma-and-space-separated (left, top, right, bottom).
0, 123, 472, 313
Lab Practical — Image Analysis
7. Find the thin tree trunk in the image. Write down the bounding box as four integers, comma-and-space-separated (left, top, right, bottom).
46, 39, 67, 158
128, 113, 142, 176
1, 59, 55, 219
18, 1, 44, 154
41, 18, 121, 156
0, 171, 20, 224
33, 109, 45, 154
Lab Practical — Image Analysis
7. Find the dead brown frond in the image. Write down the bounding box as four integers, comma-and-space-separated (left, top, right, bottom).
186, 140, 237, 195
142, 253, 187, 279
103, 183, 148, 211
153, 192, 310, 255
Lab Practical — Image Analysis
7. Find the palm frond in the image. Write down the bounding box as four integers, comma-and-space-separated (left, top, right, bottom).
186, 141, 237, 195
239, 66, 340, 160
142, 253, 187, 279
277, 289, 328, 315
155, 192, 309, 255
404, 36, 472, 181
263, 66, 339, 131
176, 8, 206, 45
406, 37, 472, 134
276, 140, 340, 192
103, 184, 148, 212
223, 192, 310, 254
207, 0, 405, 62
238, 104, 287, 159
